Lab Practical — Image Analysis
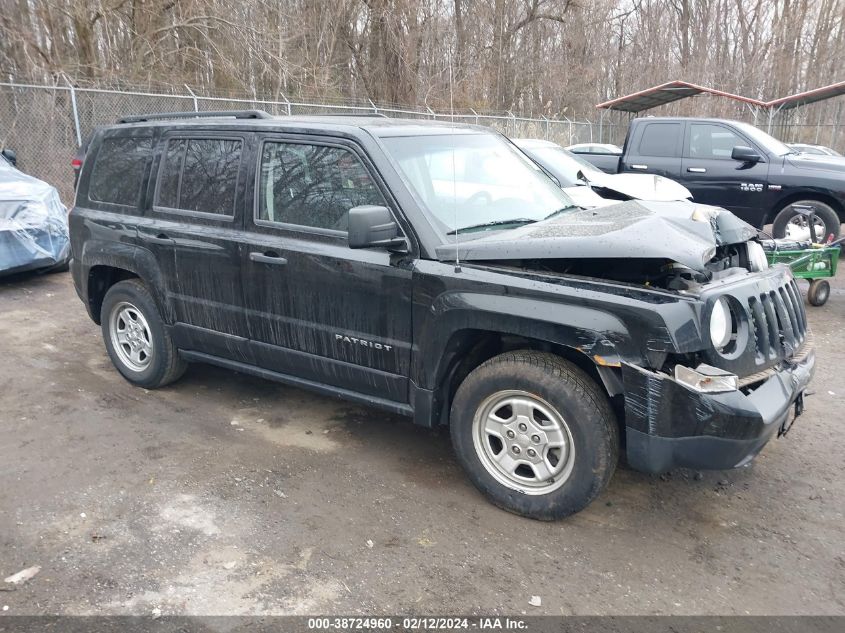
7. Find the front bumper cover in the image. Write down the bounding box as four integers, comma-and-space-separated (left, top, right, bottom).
622, 347, 815, 474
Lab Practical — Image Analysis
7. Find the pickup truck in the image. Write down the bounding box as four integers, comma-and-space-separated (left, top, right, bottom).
578, 117, 845, 241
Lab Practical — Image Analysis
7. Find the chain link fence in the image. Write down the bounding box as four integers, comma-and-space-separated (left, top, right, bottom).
0, 81, 597, 204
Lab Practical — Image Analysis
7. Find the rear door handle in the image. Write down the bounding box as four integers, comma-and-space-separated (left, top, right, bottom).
630, 164, 648, 170
687, 167, 706, 173
249, 251, 288, 266
144, 233, 173, 245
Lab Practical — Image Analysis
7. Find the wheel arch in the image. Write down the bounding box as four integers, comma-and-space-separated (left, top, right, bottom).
81, 243, 172, 325
766, 190, 845, 226
426, 327, 624, 429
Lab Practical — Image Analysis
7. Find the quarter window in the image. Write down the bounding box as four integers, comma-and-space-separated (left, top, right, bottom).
156, 138, 242, 216
88, 137, 152, 206
257, 142, 385, 231
689, 124, 744, 159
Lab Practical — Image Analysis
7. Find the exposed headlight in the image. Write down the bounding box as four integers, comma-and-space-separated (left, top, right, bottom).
709, 297, 732, 350
674, 363, 738, 393
746, 241, 769, 272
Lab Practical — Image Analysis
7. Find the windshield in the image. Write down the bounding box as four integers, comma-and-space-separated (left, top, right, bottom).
381, 133, 575, 235
523, 145, 603, 187
733, 121, 793, 157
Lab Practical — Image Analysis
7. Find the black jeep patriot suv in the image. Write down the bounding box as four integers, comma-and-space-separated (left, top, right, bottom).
69, 111, 814, 519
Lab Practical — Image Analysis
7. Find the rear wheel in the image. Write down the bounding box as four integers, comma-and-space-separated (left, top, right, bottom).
807, 279, 830, 307
101, 279, 187, 388
450, 351, 619, 520
772, 200, 840, 243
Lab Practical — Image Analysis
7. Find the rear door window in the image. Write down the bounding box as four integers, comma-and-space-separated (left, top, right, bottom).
637, 123, 681, 157
88, 137, 152, 206
155, 137, 243, 216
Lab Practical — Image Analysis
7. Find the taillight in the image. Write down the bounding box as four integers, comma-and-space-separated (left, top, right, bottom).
71, 158, 82, 169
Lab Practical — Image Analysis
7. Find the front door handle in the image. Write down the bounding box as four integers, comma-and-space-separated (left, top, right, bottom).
687, 167, 707, 173
144, 233, 173, 245
630, 164, 648, 170
250, 251, 288, 266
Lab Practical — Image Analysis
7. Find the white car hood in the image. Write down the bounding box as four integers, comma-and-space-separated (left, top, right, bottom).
587, 171, 692, 202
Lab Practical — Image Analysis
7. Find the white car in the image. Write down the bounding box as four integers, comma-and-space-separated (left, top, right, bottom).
565, 142, 622, 155
513, 138, 692, 208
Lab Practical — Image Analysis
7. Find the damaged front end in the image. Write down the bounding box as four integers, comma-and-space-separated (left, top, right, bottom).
621, 260, 814, 473
444, 200, 814, 473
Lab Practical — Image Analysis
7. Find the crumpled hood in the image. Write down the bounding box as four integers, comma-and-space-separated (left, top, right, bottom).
587, 171, 692, 202
786, 153, 845, 174
436, 200, 758, 273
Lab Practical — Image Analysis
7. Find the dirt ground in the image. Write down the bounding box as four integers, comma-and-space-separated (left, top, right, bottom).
0, 268, 843, 617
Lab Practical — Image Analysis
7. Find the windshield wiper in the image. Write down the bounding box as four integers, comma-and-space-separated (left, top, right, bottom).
544, 205, 579, 220
448, 218, 537, 235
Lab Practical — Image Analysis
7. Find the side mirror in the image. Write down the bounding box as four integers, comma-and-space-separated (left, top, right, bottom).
731, 146, 761, 163
347, 205, 407, 250
1, 148, 17, 167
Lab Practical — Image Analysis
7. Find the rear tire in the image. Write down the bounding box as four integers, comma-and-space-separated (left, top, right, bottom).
450, 351, 619, 520
807, 279, 830, 307
772, 201, 840, 243
100, 279, 187, 388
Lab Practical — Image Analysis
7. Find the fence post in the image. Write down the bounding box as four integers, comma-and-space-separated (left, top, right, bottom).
369, 99, 378, 116
184, 84, 199, 112
470, 108, 479, 126
830, 102, 842, 149
427, 106, 436, 120
280, 91, 292, 116
507, 110, 516, 137
541, 115, 549, 139
61, 73, 82, 147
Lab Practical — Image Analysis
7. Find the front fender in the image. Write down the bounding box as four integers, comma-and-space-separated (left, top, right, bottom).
414, 283, 701, 392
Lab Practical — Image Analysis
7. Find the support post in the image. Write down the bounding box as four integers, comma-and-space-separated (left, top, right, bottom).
61, 73, 82, 147
184, 84, 199, 112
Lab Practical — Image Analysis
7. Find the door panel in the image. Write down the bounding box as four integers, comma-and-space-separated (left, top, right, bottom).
241, 137, 413, 402
145, 133, 253, 361
681, 123, 772, 225
620, 121, 683, 179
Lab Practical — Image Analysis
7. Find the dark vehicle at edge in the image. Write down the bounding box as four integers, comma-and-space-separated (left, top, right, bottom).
576, 117, 845, 241
68, 111, 814, 519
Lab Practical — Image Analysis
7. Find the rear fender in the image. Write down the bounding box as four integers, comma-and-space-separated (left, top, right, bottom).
80, 239, 172, 324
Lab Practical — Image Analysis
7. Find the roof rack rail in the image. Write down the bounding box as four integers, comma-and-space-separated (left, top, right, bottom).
118, 110, 273, 124
300, 112, 389, 118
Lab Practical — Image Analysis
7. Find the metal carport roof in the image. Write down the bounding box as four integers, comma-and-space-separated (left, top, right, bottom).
764, 80, 845, 111
596, 80, 765, 112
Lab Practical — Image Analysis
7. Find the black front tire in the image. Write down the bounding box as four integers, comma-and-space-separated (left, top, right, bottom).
450, 351, 619, 520
772, 201, 841, 242
100, 279, 187, 388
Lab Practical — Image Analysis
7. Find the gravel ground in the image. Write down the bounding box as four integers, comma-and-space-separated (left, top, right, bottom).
0, 268, 843, 616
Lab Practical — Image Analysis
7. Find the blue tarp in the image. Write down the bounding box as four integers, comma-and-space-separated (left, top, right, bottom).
0, 158, 69, 276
